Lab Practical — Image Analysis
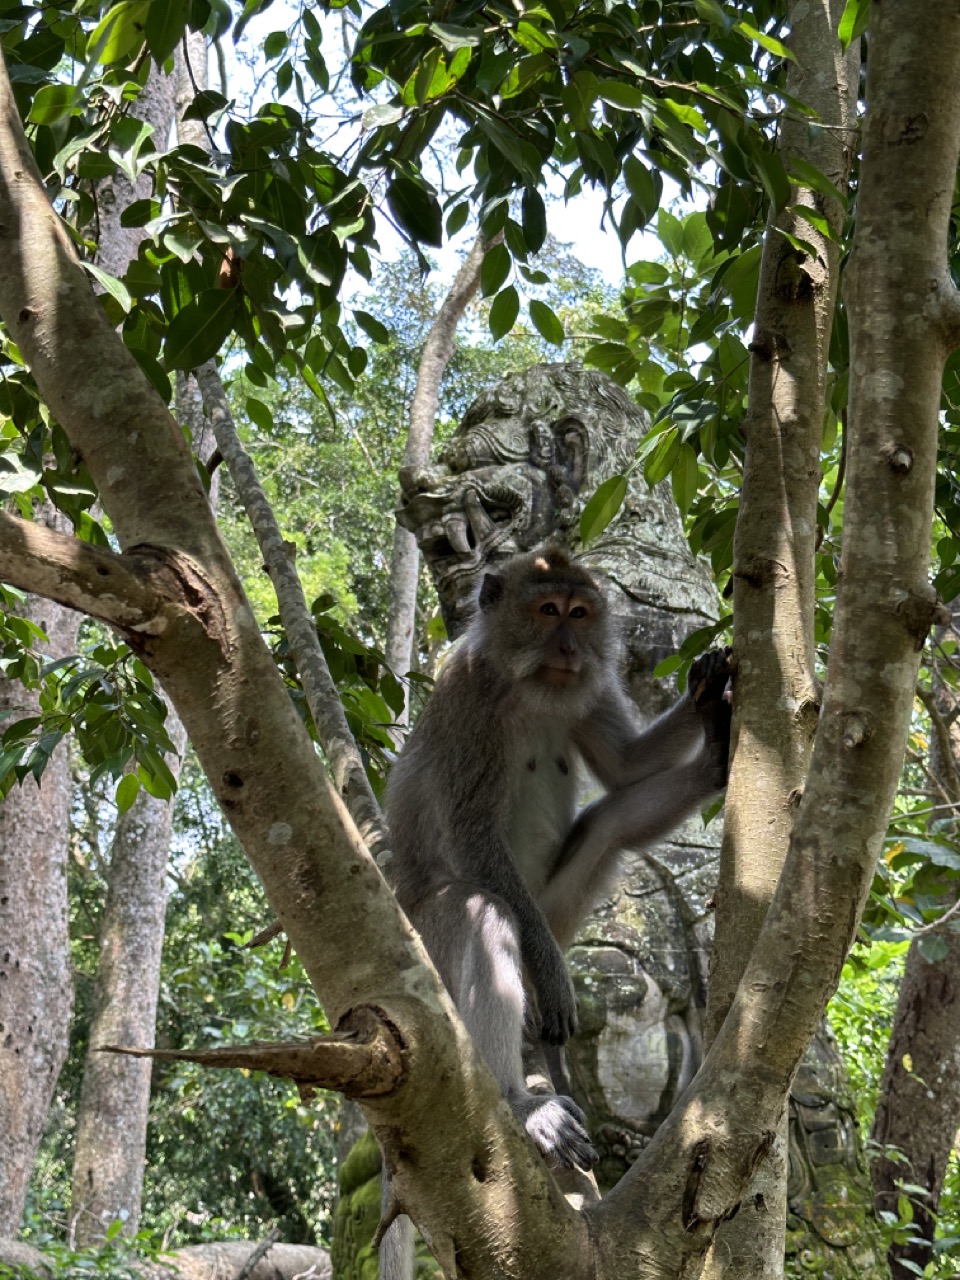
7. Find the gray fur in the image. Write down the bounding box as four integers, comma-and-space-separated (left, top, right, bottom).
386, 545, 731, 1170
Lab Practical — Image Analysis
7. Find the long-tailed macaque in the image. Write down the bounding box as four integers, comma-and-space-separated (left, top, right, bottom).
386, 544, 731, 1169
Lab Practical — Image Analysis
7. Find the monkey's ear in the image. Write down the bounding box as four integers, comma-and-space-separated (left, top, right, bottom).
478, 573, 504, 611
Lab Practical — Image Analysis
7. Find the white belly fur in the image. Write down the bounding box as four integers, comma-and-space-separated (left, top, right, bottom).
508, 723, 578, 894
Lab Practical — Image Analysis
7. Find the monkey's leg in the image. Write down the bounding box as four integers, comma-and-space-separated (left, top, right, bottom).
409, 886, 597, 1171
541, 763, 715, 947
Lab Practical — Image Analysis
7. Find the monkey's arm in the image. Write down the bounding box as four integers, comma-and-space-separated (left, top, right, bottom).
541, 759, 722, 947
573, 648, 732, 789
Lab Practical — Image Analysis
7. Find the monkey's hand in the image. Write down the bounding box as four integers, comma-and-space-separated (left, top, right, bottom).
528, 939, 579, 1045
690, 647, 733, 788
513, 1092, 598, 1171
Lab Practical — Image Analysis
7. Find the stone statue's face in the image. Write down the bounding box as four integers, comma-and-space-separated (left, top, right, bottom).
397, 373, 588, 633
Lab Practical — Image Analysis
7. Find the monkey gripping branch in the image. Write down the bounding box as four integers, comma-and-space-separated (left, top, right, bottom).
0, 0, 958, 1271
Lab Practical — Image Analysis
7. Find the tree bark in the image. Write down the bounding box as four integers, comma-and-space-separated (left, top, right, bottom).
93, 67, 177, 280
68, 719, 186, 1245
0, 511, 79, 1234
703, 4, 859, 1273
384, 232, 491, 700
871, 606, 960, 1278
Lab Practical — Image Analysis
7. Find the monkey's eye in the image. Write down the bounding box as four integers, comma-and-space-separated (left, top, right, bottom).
570, 606, 588, 619
539, 601, 560, 616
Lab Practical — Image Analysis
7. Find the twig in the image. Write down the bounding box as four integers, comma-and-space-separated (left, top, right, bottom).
233, 1226, 281, 1280
912, 894, 960, 937
916, 685, 960, 802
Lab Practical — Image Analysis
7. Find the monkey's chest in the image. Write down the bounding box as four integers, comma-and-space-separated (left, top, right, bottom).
507, 727, 578, 893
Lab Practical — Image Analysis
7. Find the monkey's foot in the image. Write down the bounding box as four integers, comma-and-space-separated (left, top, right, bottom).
515, 1092, 598, 1171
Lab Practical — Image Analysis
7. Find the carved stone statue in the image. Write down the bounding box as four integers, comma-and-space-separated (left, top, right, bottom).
389, 362, 881, 1273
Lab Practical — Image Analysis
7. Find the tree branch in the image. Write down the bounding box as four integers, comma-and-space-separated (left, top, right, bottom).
0, 511, 170, 631
101, 1006, 404, 1099
384, 230, 497, 688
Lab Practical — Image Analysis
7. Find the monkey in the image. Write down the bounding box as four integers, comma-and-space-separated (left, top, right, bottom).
385, 543, 732, 1171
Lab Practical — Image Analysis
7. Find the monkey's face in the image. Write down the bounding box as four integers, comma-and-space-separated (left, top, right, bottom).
530, 592, 597, 688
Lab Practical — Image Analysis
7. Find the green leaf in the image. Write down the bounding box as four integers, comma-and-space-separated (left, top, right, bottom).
480, 242, 511, 296
82, 263, 132, 313
838, 0, 870, 49
580, 474, 627, 544
145, 0, 190, 64
0, 456, 42, 495
120, 197, 162, 228
182, 89, 229, 122
353, 310, 391, 344
445, 201, 470, 237
363, 103, 405, 130
658, 98, 708, 134
750, 145, 792, 212
694, 0, 729, 25
489, 285, 519, 341
935, 564, 960, 603
245, 397, 273, 432
89, 1, 150, 65
671, 443, 700, 514
919, 934, 949, 963
116, 772, 141, 814
163, 289, 239, 371
786, 204, 837, 241
735, 20, 795, 60
653, 653, 683, 678
429, 21, 482, 50
623, 157, 660, 224
386, 177, 443, 248
598, 81, 647, 111
137, 745, 177, 799
474, 115, 541, 182
528, 299, 565, 346
644, 427, 682, 486
681, 212, 714, 264
787, 157, 848, 209
777, 227, 820, 258
521, 187, 547, 254
657, 209, 684, 258
27, 84, 80, 125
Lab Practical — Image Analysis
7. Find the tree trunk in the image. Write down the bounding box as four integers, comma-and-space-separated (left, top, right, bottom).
69, 49, 198, 1244
384, 232, 491, 701
0, 511, 79, 1234
68, 721, 186, 1244
871, 606, 960, 1278
872, 933, 960, 1277
93, 68, 177, 281
703, 3, 859, 1273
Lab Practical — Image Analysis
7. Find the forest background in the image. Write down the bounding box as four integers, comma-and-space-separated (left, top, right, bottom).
1, 0, 960, 1277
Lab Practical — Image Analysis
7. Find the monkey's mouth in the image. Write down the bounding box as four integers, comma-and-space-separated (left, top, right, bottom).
538, 666, 580, 688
